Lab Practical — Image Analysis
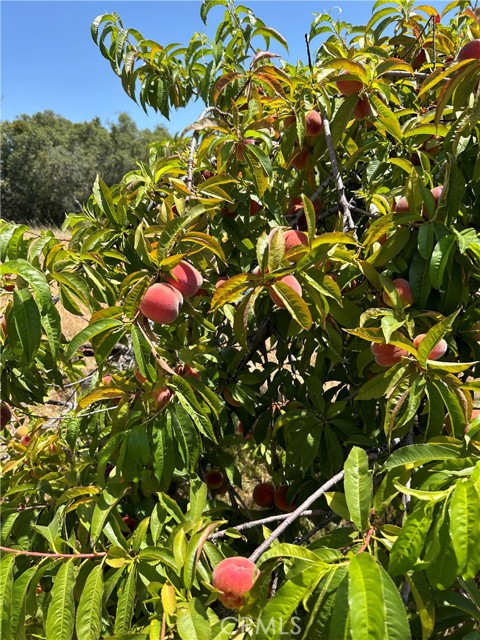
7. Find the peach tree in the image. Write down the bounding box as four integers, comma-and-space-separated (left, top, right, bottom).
1, 0, 480, 638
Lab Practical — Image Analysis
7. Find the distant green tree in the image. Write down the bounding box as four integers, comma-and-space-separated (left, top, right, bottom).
1, 110, 170, 225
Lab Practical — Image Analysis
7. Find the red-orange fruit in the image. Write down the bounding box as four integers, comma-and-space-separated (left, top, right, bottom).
0, 316, 7, 335
252, 482, 275, 508
212, 557, 259, 609
466, 409, 480, 433
284, 229, 309, 252
413, 333, 447, 360
215, 276, 228, 289
269, 274, 303, 309
274, 484, 297, 512
395, 196, 410, 213
382, 278, 413, 307
305, 110, 323, 136
214, 482, 229, 495
182, 364, 201, 380
135, 368, 147, 384
165, 261, 203, 298
249, 199, 261, 216
354, 96, 371, 120
336, 72, 364, 96
412, 48, 427, 70
205, 470, 224, 490
140, 283, 183, 324
291, 147, 310, 171
457, 40, 480, 61
152, 386, 173, 410
202, 169, 213, 180
20, 434, 32, 446
371, 342, 409, 367
122, 515, 137, 531
0, 402, 12, 427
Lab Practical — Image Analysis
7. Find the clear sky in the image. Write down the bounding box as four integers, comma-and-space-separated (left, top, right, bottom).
1, 1, 450, 135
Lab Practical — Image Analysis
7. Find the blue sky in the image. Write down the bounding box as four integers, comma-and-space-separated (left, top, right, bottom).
1, 1, 450, 135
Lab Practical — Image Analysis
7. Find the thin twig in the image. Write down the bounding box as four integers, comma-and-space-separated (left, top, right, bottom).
249, 471, 345, 563
356, 526, 375, 554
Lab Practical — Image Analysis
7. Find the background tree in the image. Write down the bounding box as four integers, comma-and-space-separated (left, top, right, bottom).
1, 110, 170, 225
1, 1, 480, 639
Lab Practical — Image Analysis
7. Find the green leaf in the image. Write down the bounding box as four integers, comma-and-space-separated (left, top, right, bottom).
382, 444, 460, 470
389, 501, 435, 576
65, 318, 125, 361
45, 561, 76, 640
13, 288, 42, 362
270, 280, 312, 330
429, 234, 456, 290
0, 258, 52, 312
416, 311, 458, 367
449, 480, 480, 580
407, 572, 435, 640
370, 94, 403, 141
349, 553, 410, 640
177, 598, 212, 640
75, 565, 104, 640
0, 554, 15, 640
344, 447, 372, 531
114, 566, 137, 635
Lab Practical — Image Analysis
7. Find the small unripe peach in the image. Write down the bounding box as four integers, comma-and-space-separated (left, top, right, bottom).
458, 40, 480, 61
413, 333, 447, 360
253, 482, 275, 508
152, 385, 173, 410
284, 229, 309, 252
382, 278, 413, 307
274, 484, 297, 512
336, 73, 364, 96
371, 342, 409, 367
205, 470, 224, 490
165, 261, 203, 298
1, 402, 12, 426
305, 110, 323, 136
269, 274, 302, 308
212, 557, 259, 609
140, 283, 183, 324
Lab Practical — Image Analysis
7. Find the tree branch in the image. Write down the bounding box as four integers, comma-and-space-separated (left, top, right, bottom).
0, 545, 107, 559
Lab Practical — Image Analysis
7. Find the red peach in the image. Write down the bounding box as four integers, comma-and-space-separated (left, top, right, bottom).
214, 482, 229, 496
215, 276, 228, 289
205, 470, 224, 490
291, 148, 310, 171
249, 199, 261, 216
382, 278, 413, 307
135, 368, 147, 384
20, 434, 31, 446
1, 316, 7, 335
371, 342, 409, 367
354, 97, 371, 120
212, 557, 259, 609
1, 402, 12, 427
458, 40, 480, 61
274, 484, 297, 512
252, 482, 275, 508
413, 333, 447, 360
140, 283, 183, 324
284, 229, 309, 252
122, 515, 137, 531
269, 274, 302, 309
182, 364, 202, 380
336, 72, 364, 96
412, 48, 427, 70
202, 169, 213, 180
305, 110, 323, 136
430, 186, 443, 205
152, 386, 173, 410
395, 196, 410, 213
466, 409, 480, 433
165, 261, 203, 299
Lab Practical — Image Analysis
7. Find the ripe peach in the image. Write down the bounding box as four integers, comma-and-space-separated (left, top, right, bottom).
182, 364, 202, 380
371, 342, 409, 367
0, 316, 7, 335
140, 283, 183, 324
215, 276, 228, 289
291, 147, 310, 171
252, 482, 275, 508
1, 402, 12, 427
122, 515, 137, 531
20, 434, 31, 446
354, 97, 371, 120
202, 169, 213, 180
284, 229, 309, 252
430, 185, 443, 205
135, 368, 147, 384
336, 72, 364, 96
152, 385, 173, 410
205, 470, 224, 490
395, 196, 410, 213
412, 48, 427, 70
102, 375, 113, 385
165, 261, 203, 298
458, 40, 480, 61
413, 333, 447, 360
274, 484, 297, 512
305, 110, 323, 136
269, 274, 302, 308
382, 278, 413, 307
212, 557, 259, 609
214, 482, 229, 496
249, 199, 261, 216
223, 388, 241, 407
